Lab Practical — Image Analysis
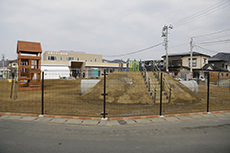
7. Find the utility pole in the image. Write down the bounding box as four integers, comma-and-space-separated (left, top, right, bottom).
1, 54, 5, 67
162, 25, 173, 73
190, 38, 193, 79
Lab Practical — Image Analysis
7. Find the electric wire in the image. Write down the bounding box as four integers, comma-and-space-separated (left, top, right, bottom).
176, 0, 229, 26
197, 39, 230, 45
104, 42, 163, 57
192, 28, 230, 38
194, 44, 220, 53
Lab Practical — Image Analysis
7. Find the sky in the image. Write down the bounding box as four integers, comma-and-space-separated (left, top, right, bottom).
0, 0, 229, 61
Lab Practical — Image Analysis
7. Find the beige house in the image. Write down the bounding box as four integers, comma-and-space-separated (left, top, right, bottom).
162, 52, 209, 69
162, 52, 210, 80
43, 51, 102, 63
41, 51, 126, 79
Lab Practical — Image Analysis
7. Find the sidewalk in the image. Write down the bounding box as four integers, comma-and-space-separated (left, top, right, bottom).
0, 111, 229, 126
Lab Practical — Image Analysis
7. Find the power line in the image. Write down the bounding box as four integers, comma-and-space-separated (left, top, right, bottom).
104, 42, 163, 57
192, 28, 230, 38
194, 44, 220, 53
176, 0, 229, 26
194, 33, 230, 42
197, 39, 230, 45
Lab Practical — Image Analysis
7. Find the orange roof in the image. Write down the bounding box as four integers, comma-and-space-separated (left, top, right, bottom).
17, 40, 42, 54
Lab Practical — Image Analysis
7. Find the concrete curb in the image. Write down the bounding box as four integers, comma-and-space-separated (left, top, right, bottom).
0, 110, 229, 121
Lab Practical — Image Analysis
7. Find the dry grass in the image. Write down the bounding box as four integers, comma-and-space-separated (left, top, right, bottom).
0, 72, 229, 117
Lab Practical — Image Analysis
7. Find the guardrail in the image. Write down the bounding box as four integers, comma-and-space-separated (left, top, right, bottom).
142, 66, 158, 103
162, 73, 172, 103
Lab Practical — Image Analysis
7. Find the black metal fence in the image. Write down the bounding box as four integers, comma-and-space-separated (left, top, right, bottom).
0, 71, 230, 118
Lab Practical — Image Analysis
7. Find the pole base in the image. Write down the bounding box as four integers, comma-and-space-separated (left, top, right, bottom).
101, 117, 108, 121
38, 114, 44, 118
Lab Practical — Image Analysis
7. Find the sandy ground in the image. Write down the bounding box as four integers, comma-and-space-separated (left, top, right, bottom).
0, 72, 229, 117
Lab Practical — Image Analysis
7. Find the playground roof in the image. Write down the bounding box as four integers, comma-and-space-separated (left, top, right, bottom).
17, 40, 42, 54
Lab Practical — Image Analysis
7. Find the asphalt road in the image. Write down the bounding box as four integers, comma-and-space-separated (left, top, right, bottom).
0, 115, 230, 153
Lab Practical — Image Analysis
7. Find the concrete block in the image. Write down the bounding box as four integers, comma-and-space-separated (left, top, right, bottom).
98, 120, 108, 126
66, 119, 83, 125
0, 115, 10, 119
20, 116, 38, 121
35, 117, 53, 122
51, 118, 67, 123
176, 116, 193, 121
164, 117, 180, 122
124, 119, 136, 125
81, 120, 100, 125
134, 119, 153, 124
106, 120, 120, 126
6, 116, 22, 120
151, 117, 166, 123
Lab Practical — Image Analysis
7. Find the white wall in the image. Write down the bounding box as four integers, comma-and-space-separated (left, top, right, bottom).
41, 64, 70, 79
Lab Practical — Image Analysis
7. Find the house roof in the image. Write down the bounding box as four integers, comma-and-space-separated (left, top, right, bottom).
201, 64, 214, 70
200, 63, 229, 72
161, 51, 210, 58
208, 52, 230, 62
17, 40, 42, 54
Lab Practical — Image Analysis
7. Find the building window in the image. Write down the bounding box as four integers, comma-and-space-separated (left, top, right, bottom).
189, 58, 197, 67
60, 56, 63, 61
90, 59, 92, 62
77, 57, 80, 61
48, 56, 56, 61
85, 60, 87, 62
221, 73, 224, 77
66, 57, 74, 61
203, 58, 207, 64
169, 60, 182, 67
95, 58, 97, 62
226, 73, 229, 77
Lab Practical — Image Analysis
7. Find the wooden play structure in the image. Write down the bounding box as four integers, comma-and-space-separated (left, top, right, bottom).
17, 40, 42, 91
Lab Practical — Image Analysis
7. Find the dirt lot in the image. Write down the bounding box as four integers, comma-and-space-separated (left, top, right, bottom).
0, 72, 229, 117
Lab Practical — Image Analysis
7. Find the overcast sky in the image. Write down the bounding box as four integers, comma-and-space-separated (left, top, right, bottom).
0, 0, 229, 60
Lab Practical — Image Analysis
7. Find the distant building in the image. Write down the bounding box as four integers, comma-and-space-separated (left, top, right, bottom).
41, 51, 126, 79
43, 51, 102, 63
0, 59, 17, 79
161, 52, 210, 80
162, 52, 210, 69
208, 52, 230, 72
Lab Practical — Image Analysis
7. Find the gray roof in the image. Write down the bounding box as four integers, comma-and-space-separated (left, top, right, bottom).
162, 51, 210, 58
209, 52, 230, 62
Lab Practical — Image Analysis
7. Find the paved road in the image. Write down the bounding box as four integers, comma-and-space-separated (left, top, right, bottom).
0, 113, 230, 153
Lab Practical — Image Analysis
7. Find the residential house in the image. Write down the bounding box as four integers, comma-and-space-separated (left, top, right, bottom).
161, 52, 210, 80
207, 52, 230, 83
208, 52, 230, 71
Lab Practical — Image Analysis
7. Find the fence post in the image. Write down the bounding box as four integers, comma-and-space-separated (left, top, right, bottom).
101, 69, 108, 119
158, 72, 159, 81
154, 87, 156, 103
168, 88, 171, 103
160, 73, 163, 116
229, 79, 230, 92
148, 77, 150, 92
10, 75, 14, 99
207, 72, 210, 113
41, 71, 44, 115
